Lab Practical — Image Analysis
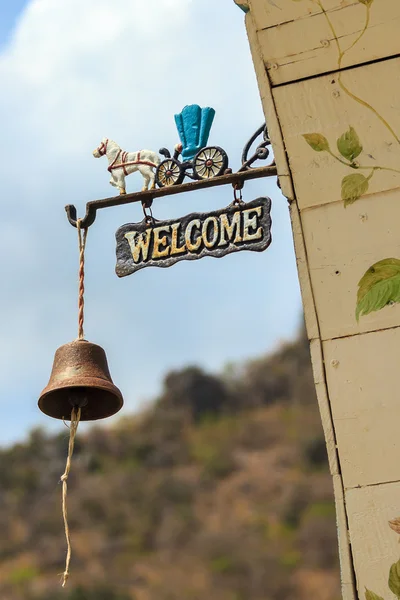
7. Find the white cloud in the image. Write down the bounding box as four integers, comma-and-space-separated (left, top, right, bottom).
1, 0, 194, 151
0, 0, 301, 443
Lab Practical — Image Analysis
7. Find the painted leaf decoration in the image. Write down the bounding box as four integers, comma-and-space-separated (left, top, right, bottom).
389, 559, 400, 598
356, 258, 400, 320
303, 133, 330, 152
337, 127, 363, 161
341, 173, 369, 206
389, 518, 400, 536
358, 0, 374, 5
365, 590, 384, 600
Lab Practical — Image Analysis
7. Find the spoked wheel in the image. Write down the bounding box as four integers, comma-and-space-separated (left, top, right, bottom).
193, 146, 228, 180
156, 158, 185, 187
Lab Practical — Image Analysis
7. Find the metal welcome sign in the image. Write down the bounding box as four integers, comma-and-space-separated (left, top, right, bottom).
66, 104, 277, 273
41, 104, 278, 589
116, 197, 271, 276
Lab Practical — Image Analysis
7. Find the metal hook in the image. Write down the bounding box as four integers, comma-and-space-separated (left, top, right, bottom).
65, 204, 96, 229
142, 199, 154, 226
233, 183, 244, 205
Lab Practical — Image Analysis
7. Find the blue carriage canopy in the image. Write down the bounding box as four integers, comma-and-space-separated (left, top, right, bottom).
174, 105, 216, 162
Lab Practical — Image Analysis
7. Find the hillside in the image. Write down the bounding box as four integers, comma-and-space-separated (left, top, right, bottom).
0, 327, 341, 600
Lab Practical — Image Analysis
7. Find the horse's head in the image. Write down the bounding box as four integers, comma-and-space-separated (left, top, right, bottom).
93, 138, 109, 158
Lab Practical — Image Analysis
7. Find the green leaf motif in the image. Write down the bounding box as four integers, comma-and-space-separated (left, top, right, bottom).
337, 126, 363, 162
303, 133, 330, 152
356, 259, 400, 321
365, 589, 384, 600
389, 559, 400, 598
341, 173, 369, 206
358, 0, 374, 5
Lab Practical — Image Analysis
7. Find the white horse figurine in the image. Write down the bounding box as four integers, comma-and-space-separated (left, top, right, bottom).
93, 138, 161, 195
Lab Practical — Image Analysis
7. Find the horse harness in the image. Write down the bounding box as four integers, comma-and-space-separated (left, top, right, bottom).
97, 139, 157, 175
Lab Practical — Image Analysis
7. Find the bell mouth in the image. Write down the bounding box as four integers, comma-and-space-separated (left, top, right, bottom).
38, 381, 124, 422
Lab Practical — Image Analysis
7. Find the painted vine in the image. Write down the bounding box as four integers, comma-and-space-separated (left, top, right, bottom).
274, 7, 400, 599
300, 0, 400, 207
291, 0, 400, 320
303, 128, 400, 207
295, 0, 398, 144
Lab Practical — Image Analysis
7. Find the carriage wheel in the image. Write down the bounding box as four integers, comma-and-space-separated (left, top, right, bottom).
193, 146, 228, 180
156, 159, 185, 187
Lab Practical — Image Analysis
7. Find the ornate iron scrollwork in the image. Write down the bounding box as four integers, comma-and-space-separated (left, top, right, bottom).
240, 124, 274, 171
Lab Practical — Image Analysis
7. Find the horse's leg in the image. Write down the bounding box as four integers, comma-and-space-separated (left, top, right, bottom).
150, 168, 156, 190
140, 167, 151, 192
115, 172, 126, 195
142, 175, 150, 192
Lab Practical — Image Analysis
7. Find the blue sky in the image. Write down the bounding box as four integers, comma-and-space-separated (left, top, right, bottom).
0, 0, 28, 48
0, 0, 302, 445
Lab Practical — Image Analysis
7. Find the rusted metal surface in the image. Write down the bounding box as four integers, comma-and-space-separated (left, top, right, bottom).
66, 165, 277, 229
115, 197, 272, 277
38, 340, 123, 421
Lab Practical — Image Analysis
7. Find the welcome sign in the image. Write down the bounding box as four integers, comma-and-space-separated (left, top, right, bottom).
115, 197, 272, 277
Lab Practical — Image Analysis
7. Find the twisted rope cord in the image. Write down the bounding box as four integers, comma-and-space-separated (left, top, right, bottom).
60, 219, 88, 586
77, 219, 88, 341
61, 406, 81, 587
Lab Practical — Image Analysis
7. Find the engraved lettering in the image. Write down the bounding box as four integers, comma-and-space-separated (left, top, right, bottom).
242, 207, 263, 242
185, 219, 202, 252
170, 222, 186, 256
116, 198, 271, 277
202, 217, 219, 249
152, 225, 171, 259
219, 211, 242, 247
124, 230, 152, 263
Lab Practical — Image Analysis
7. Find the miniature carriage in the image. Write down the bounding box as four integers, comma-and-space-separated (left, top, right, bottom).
155, 105, 229, 187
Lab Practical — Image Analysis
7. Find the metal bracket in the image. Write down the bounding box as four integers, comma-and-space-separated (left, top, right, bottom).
65, 124, 276, 229
65, 165, 277, 229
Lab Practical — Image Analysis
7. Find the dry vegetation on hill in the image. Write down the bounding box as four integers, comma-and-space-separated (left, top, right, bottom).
0, 327, 341, 600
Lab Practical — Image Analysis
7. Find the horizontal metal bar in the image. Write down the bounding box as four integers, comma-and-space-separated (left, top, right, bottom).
65, 165, 278, 228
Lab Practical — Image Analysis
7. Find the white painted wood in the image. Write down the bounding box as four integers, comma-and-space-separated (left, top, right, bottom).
248, 0, 347, 32
333, 475, 357, 600
243, 3, 400, 599
346, 482, 400, 600
310, 339, 339, 475
252, 0, 400, 86
289, 203, 320, 340
272, 58, 400, 210
324, 328, 400, 489
245, 12, 294, 202
301, 188, 400, 341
